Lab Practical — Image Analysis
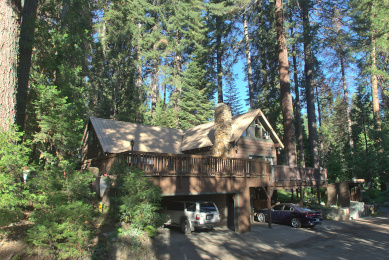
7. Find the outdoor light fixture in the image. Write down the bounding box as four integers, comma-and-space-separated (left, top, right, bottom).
130, 139, 135, 152
264, 131, 270, 140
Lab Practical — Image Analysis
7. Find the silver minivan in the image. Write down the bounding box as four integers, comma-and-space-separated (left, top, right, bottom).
162, 201, 221, 234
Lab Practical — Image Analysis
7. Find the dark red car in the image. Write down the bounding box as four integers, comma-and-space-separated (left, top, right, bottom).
256, 203, 322, 228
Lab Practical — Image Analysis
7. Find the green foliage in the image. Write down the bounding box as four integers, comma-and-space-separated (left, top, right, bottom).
144, 225, 157, 238
0, 126, 31, 227
179, 47, 215, 129
151, 98, 178, 128
32, 84, 84, 165
27, 201, 94, 259
25, 165, 95, 259
362, 189, 389, 205
224, 82, 244, 116
107, 162, 164, 233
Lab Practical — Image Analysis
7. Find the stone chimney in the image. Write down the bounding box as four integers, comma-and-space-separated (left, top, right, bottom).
212, 103, 232, 157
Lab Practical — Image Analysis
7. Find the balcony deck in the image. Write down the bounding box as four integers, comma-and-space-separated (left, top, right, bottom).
81, 151, 327, 189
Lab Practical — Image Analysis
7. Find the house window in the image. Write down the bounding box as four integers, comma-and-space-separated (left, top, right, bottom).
249, 155, 266, 161
244, 119, 269, 140
249, 155, 273, 165
89, 131, 94, 145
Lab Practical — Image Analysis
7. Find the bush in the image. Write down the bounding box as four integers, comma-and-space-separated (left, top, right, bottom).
0, 126, 31, 228
27, 201, 94, 259
363, 189, 389, 205
25, 166, 96, 259
108, 162, 165, 234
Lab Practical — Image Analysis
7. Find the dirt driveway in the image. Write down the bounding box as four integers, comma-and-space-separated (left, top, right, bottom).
155, 211, 389, 260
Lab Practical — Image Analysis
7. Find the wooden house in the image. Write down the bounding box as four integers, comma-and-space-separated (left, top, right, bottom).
81, 103, 326, 232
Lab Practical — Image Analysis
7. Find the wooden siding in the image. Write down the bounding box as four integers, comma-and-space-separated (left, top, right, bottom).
233, 138, 277, 164
81, 127, 104, 161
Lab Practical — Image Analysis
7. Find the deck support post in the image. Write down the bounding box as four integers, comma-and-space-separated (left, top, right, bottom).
299, 181, 303, 205
316, 168, 321, 204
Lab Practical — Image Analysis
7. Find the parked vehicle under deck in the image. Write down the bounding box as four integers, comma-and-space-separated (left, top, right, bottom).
256, 203, 322, 228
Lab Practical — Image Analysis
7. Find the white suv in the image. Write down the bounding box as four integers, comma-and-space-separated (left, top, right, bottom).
162, 201, 221, 234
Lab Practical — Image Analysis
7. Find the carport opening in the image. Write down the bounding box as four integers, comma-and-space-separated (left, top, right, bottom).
161, 193, 236, 230
250, 187, 278, 221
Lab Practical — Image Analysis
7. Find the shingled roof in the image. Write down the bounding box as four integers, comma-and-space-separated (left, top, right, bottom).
180, 108, 283, 151
87, 117, 184, 154
84, 108, 284, 154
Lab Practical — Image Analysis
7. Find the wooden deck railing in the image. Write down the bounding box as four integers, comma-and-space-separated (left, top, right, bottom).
271, 165, 327, 184
81, 151, 327, 184
82, 151, 270, 177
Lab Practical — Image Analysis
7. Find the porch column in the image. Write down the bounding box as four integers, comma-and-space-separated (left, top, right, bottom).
235, 187, 251, 233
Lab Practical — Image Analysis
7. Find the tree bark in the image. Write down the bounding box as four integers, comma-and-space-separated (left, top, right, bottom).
135, 22, 143, 123
174, 30, 182, 126
0, 0, 21, 130
275, 0, 297, 167
371, 34, 381, 131
291, 27, 305, 167
151, 57, 159, 118
216, 15, 223, 104
16, 0, 38, 133
339, 50, 354, 151
302, 0, 319, 168
243, 12, 254, 110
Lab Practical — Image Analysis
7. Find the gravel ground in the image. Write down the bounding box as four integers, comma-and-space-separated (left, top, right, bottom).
155, 208, 389, 260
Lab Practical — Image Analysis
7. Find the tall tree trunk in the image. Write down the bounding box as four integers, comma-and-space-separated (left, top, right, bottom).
243, 12, 254, 110
371, 34, 381, 131
370, 4, 384, 190
290, 23, 305, 168
151, 57, 159, 118
292, 42, 305, 167
302, 0, 319, 168
0, 1, 20, 130
216, 15, 223, 104
174, 30, 182, 127
275, 0, 297, 167
16, 0, 38, 133
135, 22, 143, 123
339, 49, 354, 151
315, 83, 322, 128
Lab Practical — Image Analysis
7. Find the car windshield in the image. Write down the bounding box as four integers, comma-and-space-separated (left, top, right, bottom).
200, 203, 217, 212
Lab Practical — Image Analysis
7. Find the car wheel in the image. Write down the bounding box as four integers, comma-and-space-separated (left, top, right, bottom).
181, 219, 191, 234
257, 213, 266, 223
291, 217, 301, 228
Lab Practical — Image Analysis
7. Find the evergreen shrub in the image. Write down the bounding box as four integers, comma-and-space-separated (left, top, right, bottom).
107, 162, 164, 236
25, 166, 96, 259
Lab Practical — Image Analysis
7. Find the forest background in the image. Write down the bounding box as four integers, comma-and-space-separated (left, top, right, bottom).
1, 0, 389, 258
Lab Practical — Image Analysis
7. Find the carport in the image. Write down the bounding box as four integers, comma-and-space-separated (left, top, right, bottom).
161, 192, 236, 231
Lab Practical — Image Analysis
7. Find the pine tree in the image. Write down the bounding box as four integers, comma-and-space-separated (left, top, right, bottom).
179, 48, 214, 129
224, 83, 244, 116
250, 0, 281, 129
301, 0, 319, 168
349, 0, 389, 190
16, 0, 39, 133
350, 83, 379, 189
88, 0, 142, 121
275, 0, 297, 166
0, 1, 20, 130
349, 0, 389, 130
26, 0, 93, 160
163, 0, 206, 124
206, 0, 238, 104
